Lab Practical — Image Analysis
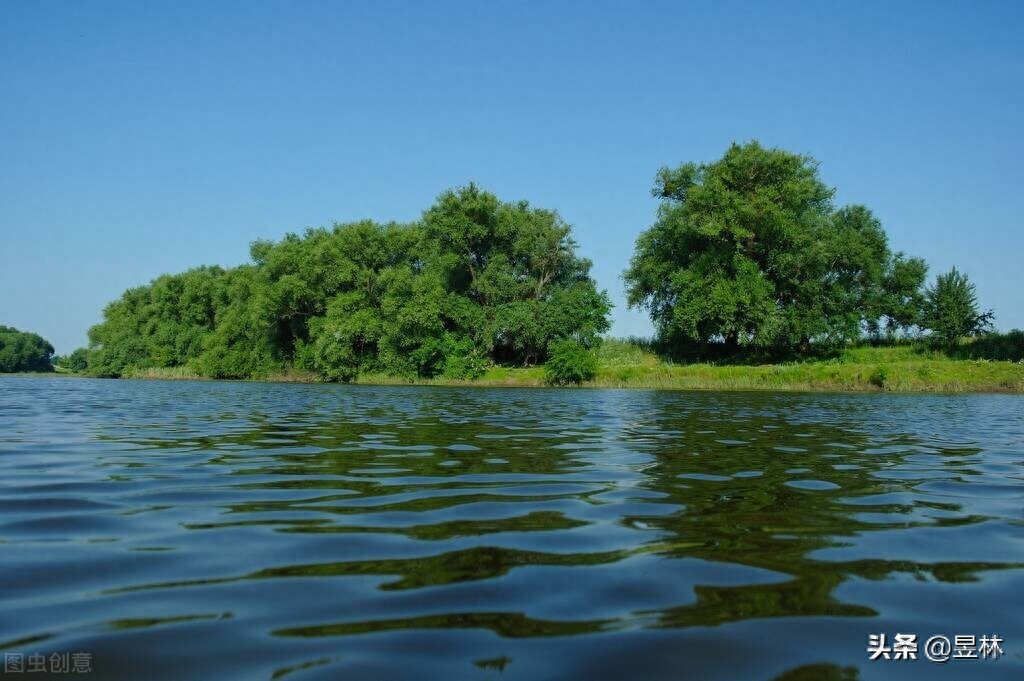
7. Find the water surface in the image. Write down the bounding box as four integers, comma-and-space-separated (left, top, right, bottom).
1, 377, 1022, 679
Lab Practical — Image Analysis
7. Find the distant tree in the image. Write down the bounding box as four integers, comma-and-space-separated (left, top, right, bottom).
874, 254, 929, 337
0, 326, 55, 372
55, 347, 90, 372
921, 267, 993, 347
624, 141, 927, 355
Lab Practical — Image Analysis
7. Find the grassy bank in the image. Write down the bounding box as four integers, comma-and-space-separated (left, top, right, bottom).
584, 342, 1024, 393
103, 341, 1024, 393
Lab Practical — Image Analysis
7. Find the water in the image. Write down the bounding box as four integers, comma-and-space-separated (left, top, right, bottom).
1, 377, 1022, 680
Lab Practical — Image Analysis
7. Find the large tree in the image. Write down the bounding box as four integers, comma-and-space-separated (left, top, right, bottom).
423, 184, 611, 366
624, 141, 925, 354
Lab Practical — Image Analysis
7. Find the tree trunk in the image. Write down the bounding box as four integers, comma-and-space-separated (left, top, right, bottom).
724, 332, 740, 355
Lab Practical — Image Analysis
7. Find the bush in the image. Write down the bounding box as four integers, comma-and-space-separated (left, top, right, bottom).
956, 330, 1024, 362
55, 348, 90, 372
544, 340, 597, 386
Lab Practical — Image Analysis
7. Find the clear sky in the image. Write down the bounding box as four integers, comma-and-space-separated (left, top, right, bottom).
2, 0, 1022, 353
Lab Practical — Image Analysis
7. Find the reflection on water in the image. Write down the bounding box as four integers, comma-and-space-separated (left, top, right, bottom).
1, 377, 1022, 680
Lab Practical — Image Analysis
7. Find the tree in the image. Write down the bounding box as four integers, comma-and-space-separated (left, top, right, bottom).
874, 254, 929, 338
0, 326, 55, 372
84, 184, 612, 382
921, 267, 993, 347
423, 184, 611, 366
55, 348, 90, 372
624, 141, 926, 355
86, 266, 230, 377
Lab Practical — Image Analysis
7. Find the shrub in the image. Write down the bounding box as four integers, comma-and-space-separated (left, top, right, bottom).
64, 348, 90, 372
957, 330, 1024, 362
544, 340, 597, 386
440, 335, 487, 380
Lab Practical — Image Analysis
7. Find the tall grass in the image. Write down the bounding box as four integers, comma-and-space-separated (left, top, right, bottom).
120, 366, 203, 380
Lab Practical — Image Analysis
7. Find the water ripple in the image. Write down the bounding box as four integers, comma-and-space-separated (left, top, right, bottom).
1, 377, 1022, 680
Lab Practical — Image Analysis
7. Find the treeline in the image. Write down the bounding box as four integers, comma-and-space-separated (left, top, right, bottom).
0, 326, 54, 373
70, 142, 1014, 382
82, 185, 611, 381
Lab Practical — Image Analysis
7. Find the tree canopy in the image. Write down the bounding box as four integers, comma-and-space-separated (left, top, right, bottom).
921, 267, 994, 348
624, 141, 929, 355
84, 185, 611, 380
0, 326, 55, 373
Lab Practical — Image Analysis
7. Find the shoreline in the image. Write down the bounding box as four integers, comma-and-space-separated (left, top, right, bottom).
14, 358, 1024, 394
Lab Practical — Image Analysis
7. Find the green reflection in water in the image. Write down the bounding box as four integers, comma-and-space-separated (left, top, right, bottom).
275, 612, 612, 638
87, 386, 1023, 645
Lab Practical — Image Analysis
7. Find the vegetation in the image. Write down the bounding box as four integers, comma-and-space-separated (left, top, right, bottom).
0, 326, 54, 373
81, 185, 611, 381
951, 329, 1024, 362
586, 340, 1023, 393
87, 336, 1023, 393
54, 141, 1013, 392
922, 267, 994, 348
54, 347, 90, 372
544, 340, 598, 386
624, 142, 929, 356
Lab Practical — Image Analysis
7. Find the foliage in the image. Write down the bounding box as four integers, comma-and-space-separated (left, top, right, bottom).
953, 330, 1024, 362
54, 348, 90, 372
624, 142, 928, 356
921, 267, 994, 348
0, 326, 55, 372
586, 339, 1023, 393
544, 339, 598, 386
85, 185, 611, 381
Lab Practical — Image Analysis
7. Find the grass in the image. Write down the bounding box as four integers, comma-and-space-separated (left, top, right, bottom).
359, 340, 1023, 393
121, 365, 204, 380
584, 340, 1024, 393
46, 338, 1024, 393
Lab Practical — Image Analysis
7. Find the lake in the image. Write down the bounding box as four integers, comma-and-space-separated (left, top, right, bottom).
1, 377, 1022, 680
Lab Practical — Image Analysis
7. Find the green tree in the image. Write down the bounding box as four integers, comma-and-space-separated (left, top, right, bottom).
921, 267, 993, 348
55, 347, 90, 372
874, 254, 929, 337
86, 266, 230, 377
195, 266, 279, 379
84, 184, 612, 382
0, 326, 55, 372
423, 184, 611, 367
624, 142, 925, 355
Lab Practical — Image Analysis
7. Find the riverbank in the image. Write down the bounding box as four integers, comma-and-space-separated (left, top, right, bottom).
97, 343, 1024, 393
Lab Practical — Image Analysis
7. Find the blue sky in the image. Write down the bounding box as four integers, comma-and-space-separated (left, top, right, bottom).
2, 0, 1022, 353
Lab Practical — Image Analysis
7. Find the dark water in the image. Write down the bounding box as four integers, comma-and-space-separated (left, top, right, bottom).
1, 377, 1022, 680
